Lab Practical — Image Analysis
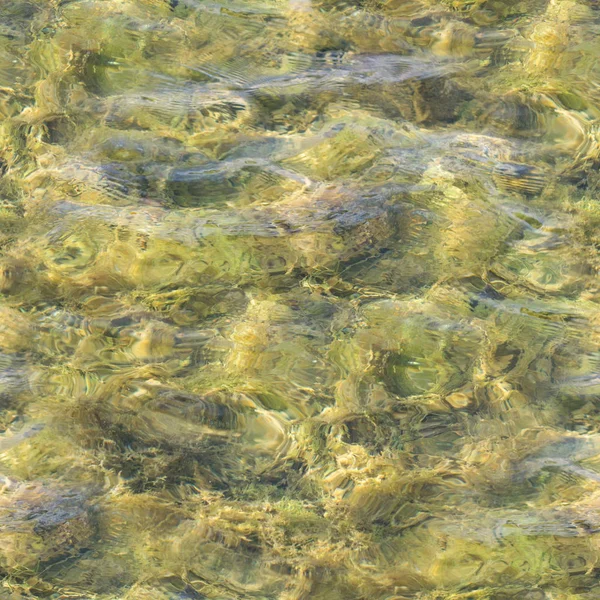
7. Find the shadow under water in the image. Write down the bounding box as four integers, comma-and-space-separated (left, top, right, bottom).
1, 0, 600, 597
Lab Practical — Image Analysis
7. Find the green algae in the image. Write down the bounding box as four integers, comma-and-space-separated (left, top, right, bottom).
0, 0, 600, 598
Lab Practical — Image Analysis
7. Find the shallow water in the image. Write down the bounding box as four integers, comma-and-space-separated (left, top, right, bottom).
1, 0, 600, 598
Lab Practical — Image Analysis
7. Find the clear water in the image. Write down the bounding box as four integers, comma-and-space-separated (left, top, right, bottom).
1, 0, 600, 598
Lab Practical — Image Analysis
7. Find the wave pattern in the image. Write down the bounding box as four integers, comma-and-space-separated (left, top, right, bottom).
0, 0, 600, 597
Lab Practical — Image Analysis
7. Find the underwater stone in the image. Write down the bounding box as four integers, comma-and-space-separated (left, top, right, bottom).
0, 480, 96, 573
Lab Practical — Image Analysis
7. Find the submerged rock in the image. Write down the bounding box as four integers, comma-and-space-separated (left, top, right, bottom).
514, 433, 600, 484
0, 478, 96, 573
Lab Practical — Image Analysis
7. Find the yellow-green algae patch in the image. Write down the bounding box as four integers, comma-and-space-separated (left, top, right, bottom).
1, 0, 600, 597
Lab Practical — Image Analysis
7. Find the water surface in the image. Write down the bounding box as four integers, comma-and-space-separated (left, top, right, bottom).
1, 0, 600, 598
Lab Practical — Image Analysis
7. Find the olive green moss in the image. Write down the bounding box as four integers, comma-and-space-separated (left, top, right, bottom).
0, 0, 599, 597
